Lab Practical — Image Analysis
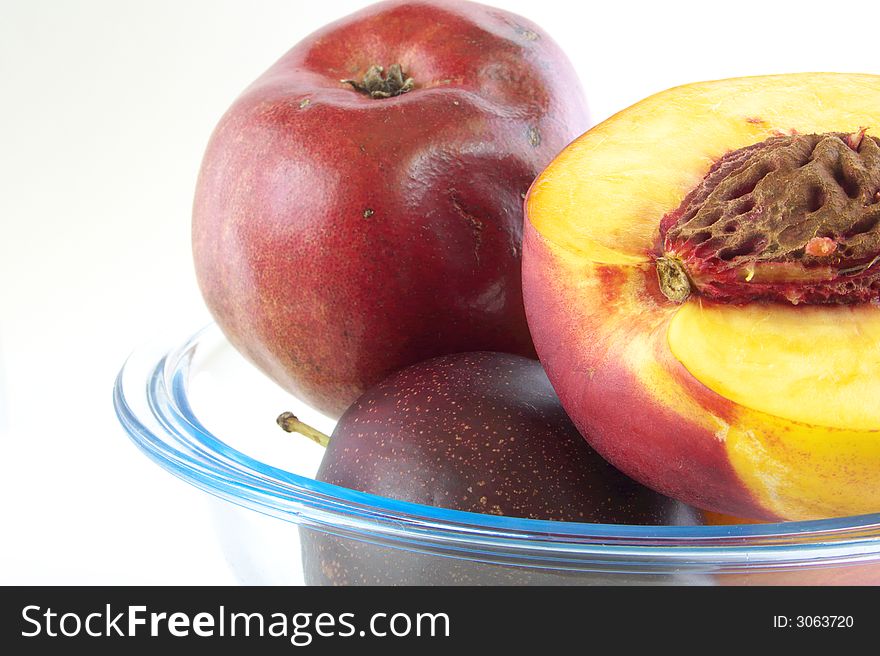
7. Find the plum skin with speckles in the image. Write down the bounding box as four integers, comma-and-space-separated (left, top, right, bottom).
192, 0, 589, 418
303, 351, 697, 585
316, 351, 694, 523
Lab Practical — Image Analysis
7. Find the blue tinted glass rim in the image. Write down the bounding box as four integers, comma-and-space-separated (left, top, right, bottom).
113, 324, 880, 568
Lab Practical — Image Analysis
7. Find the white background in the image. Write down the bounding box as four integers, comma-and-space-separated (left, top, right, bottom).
1, 0, 877, 584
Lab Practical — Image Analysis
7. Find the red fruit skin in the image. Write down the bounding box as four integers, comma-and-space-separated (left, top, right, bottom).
192, 0, 589, 417
521, 225, 771, 520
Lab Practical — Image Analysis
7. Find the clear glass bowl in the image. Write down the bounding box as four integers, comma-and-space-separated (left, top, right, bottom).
114, 324, 880, 585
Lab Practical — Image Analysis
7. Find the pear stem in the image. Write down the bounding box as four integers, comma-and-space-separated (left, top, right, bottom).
341, 64, 414, 99
276, 411, 330, 448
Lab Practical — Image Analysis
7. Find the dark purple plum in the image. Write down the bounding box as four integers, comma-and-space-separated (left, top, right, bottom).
286, 352, 699, 585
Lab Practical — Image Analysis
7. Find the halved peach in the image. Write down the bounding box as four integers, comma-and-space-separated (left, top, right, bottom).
523, 73, 880, 521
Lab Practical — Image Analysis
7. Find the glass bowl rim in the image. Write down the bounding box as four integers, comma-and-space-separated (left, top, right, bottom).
113, 324, 880, 572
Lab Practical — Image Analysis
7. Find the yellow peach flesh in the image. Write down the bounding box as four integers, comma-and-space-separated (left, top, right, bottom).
668, 302, 880, 432
724, 410, 880, 519
669, 301, 880, 519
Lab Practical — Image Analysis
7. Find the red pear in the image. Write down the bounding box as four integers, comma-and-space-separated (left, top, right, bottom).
193, 0, 589, 417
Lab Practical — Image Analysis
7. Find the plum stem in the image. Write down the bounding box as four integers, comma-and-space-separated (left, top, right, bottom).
276, 411, 330, 448
341, 64, 414, 99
